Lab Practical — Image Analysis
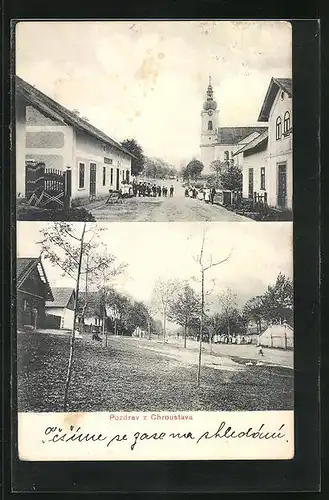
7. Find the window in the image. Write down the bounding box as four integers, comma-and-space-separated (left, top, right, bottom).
260, 167, 266, 190
283, 111, 290, 135
110, 168, 113, 185
122, 170, 125, 181
224, 150, 229, 161
102, 166, 106, 186
79, 162, 85, 188
276, 116, 282, 140
280, 90, 285, 100
208, 120, 213, 131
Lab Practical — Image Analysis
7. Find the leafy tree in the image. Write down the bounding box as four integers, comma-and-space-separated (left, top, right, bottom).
183, 159, 204, 181
242, 295, 266, 334
210, 160, 226, 185
262, 273, 293, 325
219, 164, 243, 191
217, 288, 240, 336
38, 222, 125, 411
152, 278, 179, 344
168, 283, 201, 348
121, 138, 145, 176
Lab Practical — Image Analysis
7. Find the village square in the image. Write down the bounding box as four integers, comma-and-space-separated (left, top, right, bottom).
17, 222, 293, 413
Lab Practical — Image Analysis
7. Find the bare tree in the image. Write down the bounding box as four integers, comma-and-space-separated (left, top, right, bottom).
194, 229, 232, 386
152, 278, 179, 344
38, 222, 125, 411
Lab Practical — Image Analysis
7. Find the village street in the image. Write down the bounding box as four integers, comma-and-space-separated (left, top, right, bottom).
86, 180, 249, 222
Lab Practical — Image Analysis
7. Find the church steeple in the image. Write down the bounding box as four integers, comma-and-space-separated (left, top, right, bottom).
203, 75, 217, 111
200, 76, 220, 169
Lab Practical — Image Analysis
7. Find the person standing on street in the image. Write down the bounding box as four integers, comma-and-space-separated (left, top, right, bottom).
210, 187, 216, 204
170, 185, 174, 197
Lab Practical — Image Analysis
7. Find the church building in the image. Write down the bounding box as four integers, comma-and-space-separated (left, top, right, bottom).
200, 77, 268, 175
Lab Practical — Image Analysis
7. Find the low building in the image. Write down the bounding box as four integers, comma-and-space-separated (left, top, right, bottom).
17, 257, 54, 330
237, 77, 292, 209
45, 287, 76, 330
259, 323, 294, 349
15, 75, 134, 201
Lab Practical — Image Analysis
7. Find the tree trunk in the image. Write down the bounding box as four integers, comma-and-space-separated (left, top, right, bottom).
184, 320, 187, 349
63, 222, 86, 412
227, 319, 230, 336
103, 308, 107, 347
163, 308, 166, 344
148, 315, 151, 340
197, 270, 204, 386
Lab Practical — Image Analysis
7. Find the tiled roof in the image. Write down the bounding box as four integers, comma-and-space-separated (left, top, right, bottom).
234, 130, 268, 156
17, 257, 39, 282
46, 287, 75, 308
217, 126, 268, 145
15, 75, 135, 159
258, 77, 292, 122
17, 257, 54, 301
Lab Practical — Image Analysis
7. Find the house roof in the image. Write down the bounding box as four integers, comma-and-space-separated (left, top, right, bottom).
17, 257, 54, 301
45, 287, 75, 308
77, 292, 104, 318
217, 126, 268, 145
260, 323, 294, 336
15, 75, 135, 159
258, 77, 293, 122
234, 130, 268, 156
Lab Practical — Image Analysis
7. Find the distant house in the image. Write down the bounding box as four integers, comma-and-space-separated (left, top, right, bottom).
17, 257, 54, 330
259, 323, 294, 349
237, 77, 292, 210
45, 287, 76, 330
77, 292, 106, 333
15, 75, 134, 201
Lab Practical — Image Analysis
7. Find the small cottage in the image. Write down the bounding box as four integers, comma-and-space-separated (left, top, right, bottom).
259, 323, 294, 349
17, 257, 54, 330
45, 287, 76, 330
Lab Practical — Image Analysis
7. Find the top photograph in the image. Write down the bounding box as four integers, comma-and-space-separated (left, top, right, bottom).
15, 21, 292, 222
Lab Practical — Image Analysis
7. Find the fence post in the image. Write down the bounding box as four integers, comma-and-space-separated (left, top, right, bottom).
64, 167, 72, 210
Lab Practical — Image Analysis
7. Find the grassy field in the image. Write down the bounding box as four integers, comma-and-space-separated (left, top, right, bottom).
17, 331, 293, 412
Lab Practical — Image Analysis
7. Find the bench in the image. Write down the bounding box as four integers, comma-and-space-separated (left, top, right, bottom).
106, 190, 123, 204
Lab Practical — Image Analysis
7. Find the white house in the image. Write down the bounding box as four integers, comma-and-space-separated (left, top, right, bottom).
259, 323, 294, 349
15, 76, 134, 201
45, 287, 75, 330
237, 77, 292, 209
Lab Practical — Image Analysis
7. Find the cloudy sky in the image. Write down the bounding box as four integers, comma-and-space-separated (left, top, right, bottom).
17, 221, 293, 311
16, 21, 291, 166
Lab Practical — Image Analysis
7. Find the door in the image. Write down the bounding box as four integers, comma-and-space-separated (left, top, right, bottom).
116, 168, 120, 191
89, 163, 97, 199
277, 163, 287, 208
248, 168, 254, 199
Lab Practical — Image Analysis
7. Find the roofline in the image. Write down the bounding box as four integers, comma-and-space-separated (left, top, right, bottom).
15, 75, 136, 160
258, 77, 292, 122
233, 132, 268, 156
17, 257, 54, 301
45, 288, 75, 308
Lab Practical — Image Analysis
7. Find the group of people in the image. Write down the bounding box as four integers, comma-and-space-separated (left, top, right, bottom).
185, 185, 217, 204
119, 180, 175, 198
212, 334, 252, 345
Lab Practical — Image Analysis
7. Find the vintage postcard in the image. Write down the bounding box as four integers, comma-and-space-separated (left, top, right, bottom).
14, 20, 294, 462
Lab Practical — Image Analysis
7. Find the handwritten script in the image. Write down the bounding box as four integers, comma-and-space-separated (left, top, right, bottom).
42, 422, 287, 451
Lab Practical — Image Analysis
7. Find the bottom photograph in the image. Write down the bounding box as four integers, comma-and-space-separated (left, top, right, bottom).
16, 221, 293, 414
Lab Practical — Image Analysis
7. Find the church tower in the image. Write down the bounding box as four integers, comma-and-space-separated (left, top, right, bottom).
200, 77, 219, 172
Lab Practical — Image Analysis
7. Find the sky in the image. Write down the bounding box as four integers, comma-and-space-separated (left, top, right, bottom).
16, 20, 292, 166
17, 221, 293, 312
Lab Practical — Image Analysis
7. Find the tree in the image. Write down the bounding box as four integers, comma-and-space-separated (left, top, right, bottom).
168, 282, 201, 348
210, 160, 226, 185
121, 138, 145, 176
194, 230, 232, 386
217, 288, 239, 336
219, 164, 243, 191
262, 273, 293, 325
183, 159, 204, 181
152, 278, 179, 344
38, 222, 125, 411
243, 295, 266, 334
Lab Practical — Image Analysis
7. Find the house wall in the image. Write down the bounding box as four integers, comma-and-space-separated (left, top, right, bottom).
16, 95, 27, 197
268, 88, 293, 209
17, 291, 46, 329
242, 146, 268, 198
46, 306, 74, 330
74, 130, 132, 199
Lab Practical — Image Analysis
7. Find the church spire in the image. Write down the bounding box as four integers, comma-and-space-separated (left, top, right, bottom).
203, 76, 217, 111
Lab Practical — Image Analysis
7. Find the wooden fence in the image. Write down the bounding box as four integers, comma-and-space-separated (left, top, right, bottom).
25, 161, 71, 209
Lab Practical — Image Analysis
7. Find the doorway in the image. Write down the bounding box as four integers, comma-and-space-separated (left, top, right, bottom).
277, 163, 287, 208
248, 168, 254, 199
116, 168, 120, 190
89, 163, 97, 200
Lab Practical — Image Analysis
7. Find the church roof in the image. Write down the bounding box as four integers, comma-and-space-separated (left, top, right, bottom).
217, 126, 268, 145
258, 77, 292, 122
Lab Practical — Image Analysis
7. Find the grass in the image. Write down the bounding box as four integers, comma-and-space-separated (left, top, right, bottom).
17, 331, 293, 412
